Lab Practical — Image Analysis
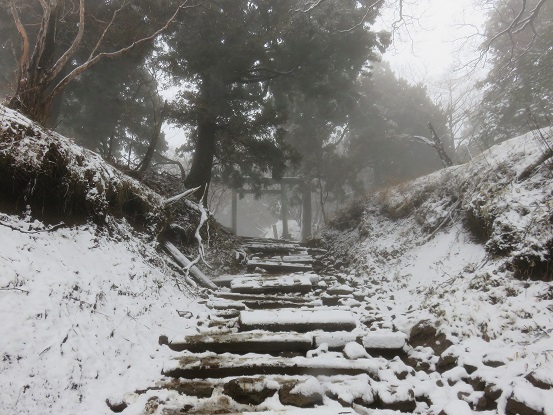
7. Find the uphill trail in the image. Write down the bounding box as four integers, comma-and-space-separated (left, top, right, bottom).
124, 236, 537, 415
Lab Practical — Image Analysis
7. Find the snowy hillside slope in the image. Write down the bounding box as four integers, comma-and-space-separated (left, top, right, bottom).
0, 106, 220, 414
0, 216, 208, 415
0, 105, 167, 231
323, 129, 553, 413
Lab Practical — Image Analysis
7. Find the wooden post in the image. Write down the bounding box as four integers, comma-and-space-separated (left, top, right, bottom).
301, 181, 312, 242
281, 183, 289, 239
231, 189, 238, 235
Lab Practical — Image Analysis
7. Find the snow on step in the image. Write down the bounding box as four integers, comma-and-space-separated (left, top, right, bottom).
216, 293, 316, 304
269, 255, 315, 264
166, 332, 313, 354
206, 299, 246, 310
314, 331, 359, 350
313, 331, 406, 353
362, 331, 407, 350
164, 409, 355, 415
239, 309, 357, 332
163, 352, 381, 379
212, 274, 263, 287
247, 259, 312, 273
242, 243, 303, 254
230, 274, 313, 294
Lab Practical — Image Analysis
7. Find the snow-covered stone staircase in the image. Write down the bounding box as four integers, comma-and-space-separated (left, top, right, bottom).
143, 237, 423, 414
114, 236, 542, 415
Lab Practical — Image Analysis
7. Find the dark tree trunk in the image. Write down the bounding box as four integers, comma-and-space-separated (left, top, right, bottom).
184, 114, 218, 203
428, 122, 453, 168
6, 86, 53, 125
137, 101, 168, 174
184, 72, 222, 204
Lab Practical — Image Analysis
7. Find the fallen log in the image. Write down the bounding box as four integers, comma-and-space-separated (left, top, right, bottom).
163, 241, 217, 290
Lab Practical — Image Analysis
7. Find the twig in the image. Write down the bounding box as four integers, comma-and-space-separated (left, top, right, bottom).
164, 186, 201, 206
0, 220, 65, 234
0, 286, 29, 294
421, 200, 462, 244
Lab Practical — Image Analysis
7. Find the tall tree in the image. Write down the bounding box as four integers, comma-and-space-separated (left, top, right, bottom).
56, 59, 168, 165
472, 0, 553, 146
1, 0, 185, 125
348, 63, 449, 187
162, 0, 388, 199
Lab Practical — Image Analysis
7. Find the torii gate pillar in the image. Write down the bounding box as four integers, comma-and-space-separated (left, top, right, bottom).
230, 178, 312, 242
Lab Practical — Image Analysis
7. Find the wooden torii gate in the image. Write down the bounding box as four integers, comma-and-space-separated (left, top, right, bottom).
231, 177, 312, 242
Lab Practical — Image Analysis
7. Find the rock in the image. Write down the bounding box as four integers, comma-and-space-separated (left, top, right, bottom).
106, 399, 127, 413
343, 342, 369, 360
406, 356, 431, 373
167, 380, 214, 398
464, 363, 478, 374
483, 359, 506, 368
506, 393, 545, 415
223, 377, 277, 405
438, 399, 472, 415
376, 387, 416, 412
436, 354, 457, 373
468, 376, 486, 391
279, 378, 324, 408
408, 320, 452, 355
475, 395, 489, 410
484, 383, 502, 404
158, 335, 169, 346
144, 396, 161, 415
525, 371, 553, 390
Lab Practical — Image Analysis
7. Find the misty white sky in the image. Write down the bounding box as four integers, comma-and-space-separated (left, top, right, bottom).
380, 0, 486, 83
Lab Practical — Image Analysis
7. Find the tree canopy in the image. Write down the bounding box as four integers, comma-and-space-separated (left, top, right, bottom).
161, 0, 389, 198
472, 0, 553, 146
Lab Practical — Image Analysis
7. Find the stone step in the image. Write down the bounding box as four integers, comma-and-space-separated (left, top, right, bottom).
163, 408, 356, 415
212, 274, 263, 288
162, 353, 380, 379
165, 332, 313, 354
239, 309, 357, 333
156, 375, 416, 414
240, 236, 299, 245
313, 330, 407, 357
206, 299, 247, 310
247, 259, 313, 273
241, 299, 320, 310
269, 255, 315, 264
211, 292, 321, 310
242, 243, 304, 255
164, 409, 356, 415
215, 292, 317, 304
306, 248, 327, 255
230, 274, 314, 295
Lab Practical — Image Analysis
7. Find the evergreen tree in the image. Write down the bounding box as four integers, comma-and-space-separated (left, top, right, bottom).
473, 0, 553, 146
161, 0, 388, 199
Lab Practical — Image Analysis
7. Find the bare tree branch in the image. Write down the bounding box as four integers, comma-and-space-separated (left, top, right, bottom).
9, 0, 30, 84
337, 0, 384, 33
49, 0, 86, 83
88, 1, 131, 60
47, 1, 192, 104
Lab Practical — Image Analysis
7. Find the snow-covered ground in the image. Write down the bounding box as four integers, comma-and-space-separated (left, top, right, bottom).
0, 216, 206, 415
324, 129, 553, 413
2, 101, 553, 414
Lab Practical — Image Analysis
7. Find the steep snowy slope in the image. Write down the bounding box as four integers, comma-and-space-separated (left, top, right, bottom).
323, 128, 553, 414
0, 106, 212, 414
0, 216, 208, 414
